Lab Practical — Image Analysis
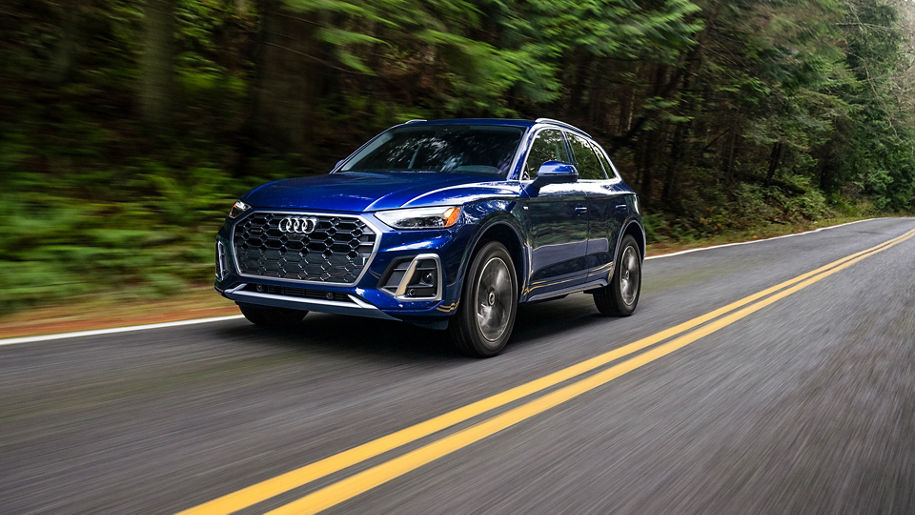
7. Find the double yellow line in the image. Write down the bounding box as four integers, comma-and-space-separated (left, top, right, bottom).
181, 227, 915, 515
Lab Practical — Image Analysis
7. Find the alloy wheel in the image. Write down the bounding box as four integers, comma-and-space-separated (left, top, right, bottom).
475, 256, 513, 342
619, 245, 640, 307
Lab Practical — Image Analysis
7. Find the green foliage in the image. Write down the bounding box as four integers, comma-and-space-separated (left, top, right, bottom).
0, 0, 913, 312
0, 162, 240, 310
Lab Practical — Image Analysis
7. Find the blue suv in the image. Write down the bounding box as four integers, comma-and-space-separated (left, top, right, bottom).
215, 118, 644, 356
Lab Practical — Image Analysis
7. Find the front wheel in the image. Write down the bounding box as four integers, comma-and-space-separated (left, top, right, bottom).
239, 303, 307, 328
448, 241, 518, 357
593, 234, 641, 316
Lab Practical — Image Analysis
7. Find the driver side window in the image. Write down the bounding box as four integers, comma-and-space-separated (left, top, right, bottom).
524, 129, 570, 180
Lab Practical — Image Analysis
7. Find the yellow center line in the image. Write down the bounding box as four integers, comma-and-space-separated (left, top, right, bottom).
268, 227, 915, 515
179, 227, 915, 515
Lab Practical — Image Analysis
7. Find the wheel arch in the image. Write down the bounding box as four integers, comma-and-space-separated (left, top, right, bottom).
459, 216, 528, 298
619, 218, 646, 261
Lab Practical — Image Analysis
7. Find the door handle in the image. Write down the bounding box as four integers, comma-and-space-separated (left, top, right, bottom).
574, 205, 589, 215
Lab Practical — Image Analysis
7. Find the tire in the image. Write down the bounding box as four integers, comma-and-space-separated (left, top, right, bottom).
448, 241, 518, 357
593, 234, 641, 316
239, 303, 307, 328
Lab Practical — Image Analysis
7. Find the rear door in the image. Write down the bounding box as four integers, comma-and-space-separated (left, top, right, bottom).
565, 132, 628, 283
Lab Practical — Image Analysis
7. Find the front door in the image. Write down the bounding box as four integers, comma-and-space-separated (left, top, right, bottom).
522, 129, 591, 298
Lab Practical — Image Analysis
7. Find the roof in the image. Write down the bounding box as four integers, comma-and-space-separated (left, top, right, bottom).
401, 118, 591, 137
404, 118, 535, 127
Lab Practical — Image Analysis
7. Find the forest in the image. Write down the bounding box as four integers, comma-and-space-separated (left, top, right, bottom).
1, 0, 914, 311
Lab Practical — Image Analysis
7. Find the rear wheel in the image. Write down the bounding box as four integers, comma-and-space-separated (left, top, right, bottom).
448, 241, 518, 357
593, 234, 641, 316
239, 303, 307, 328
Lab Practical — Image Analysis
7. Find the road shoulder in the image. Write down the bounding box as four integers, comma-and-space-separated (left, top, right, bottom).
0, 216, 882, 341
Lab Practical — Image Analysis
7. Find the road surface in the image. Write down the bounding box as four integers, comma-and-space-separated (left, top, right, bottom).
2, 217, 914, 513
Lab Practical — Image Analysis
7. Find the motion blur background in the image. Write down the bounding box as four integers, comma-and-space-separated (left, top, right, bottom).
1, 0, 914, 318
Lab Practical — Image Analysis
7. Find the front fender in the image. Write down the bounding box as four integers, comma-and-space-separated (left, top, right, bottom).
452, 199, 529, 301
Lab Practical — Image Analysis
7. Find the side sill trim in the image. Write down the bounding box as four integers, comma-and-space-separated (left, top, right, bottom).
525, 278, 609, 303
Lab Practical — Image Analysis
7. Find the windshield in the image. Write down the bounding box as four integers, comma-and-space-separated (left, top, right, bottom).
340, 125, 524, 176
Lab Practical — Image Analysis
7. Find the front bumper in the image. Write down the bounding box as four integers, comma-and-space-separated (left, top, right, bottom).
219, 283, 400, 321
215, 210, 474, 325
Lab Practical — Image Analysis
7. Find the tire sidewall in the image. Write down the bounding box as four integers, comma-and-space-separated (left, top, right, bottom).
458, 241, 518, 356
611, 235, 641, 315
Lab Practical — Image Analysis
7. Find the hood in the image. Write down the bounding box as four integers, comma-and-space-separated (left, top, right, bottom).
242, 171, 511, 212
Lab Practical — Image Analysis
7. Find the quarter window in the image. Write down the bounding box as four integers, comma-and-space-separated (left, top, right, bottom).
524, 129, 570, 179
568, 134, 606, 180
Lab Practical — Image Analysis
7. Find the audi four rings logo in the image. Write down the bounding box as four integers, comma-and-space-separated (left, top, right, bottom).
278, 216, 318, 234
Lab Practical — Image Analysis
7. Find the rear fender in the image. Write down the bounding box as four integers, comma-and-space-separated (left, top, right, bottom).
616, 217, 646, 261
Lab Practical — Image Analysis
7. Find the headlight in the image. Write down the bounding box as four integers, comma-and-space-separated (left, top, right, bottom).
375, 206, 462, 229
228, 200, 251, 219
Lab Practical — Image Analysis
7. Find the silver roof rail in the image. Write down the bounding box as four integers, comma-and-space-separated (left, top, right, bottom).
404, 119, 427, 123
534, 117, 591, 137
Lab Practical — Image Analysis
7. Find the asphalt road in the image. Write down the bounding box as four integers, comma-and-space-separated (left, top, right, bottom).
2, 217, 914, 514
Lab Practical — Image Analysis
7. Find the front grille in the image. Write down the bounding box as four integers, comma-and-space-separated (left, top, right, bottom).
233, 212, 377, 284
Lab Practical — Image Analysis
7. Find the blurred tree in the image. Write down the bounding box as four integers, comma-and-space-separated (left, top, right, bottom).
0, 0, 913, 311
45, 0, 80, 84
140, 0, 175, 126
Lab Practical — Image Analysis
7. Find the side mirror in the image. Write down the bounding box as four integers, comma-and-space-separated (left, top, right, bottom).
530, 161, 578, 191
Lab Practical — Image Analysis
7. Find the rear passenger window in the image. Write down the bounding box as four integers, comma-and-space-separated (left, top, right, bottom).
591, 141, 617, 179
524, 129, 570, 179
568, 134, 606, 180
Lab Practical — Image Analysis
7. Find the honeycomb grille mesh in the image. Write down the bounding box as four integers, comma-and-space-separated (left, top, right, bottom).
233, 212, 376, 283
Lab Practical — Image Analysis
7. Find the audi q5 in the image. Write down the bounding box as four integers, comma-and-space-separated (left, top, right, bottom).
215, 118, 644, 357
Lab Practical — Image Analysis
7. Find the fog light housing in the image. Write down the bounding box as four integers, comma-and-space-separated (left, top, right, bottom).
215, 241, 228, 279
380, 254, 442, 300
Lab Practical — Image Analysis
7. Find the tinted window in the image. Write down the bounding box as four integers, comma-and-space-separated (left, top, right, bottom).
569, 134, 606, 180
591, 141, 616, 179
341, 125, 523, 176
525, 129, 570, 179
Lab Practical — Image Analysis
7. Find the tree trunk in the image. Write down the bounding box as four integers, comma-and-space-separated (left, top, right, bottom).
251, 0, 317, 153
139, 0, 175, 126
660, 51, 701, 210
46, 0, 79, 84
765, 142, 783, 186
661, 121, 688, 208
563, 51, 592, 119
638, 129, 661, 208
721, 125, 738, 184
618, 85, 634, 135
